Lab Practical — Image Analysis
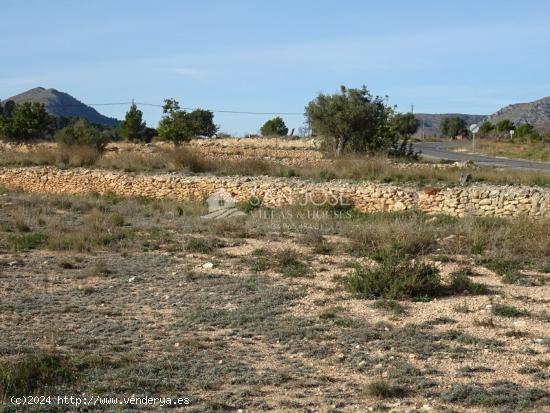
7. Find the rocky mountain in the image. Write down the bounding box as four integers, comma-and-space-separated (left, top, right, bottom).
4, 87, 120, 127
487, 96, 550, 131
414, 95, 550, 137
413, 113, 486, 137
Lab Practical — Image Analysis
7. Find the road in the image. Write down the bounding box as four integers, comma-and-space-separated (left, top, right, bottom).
413, 141, 550, 173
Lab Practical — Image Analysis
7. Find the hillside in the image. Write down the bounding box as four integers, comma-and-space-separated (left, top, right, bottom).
4, 87, 120, 127
487, 96, 550, 131
413, 113, 486, 137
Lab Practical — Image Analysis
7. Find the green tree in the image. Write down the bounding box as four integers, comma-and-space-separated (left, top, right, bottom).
495, 119, 515, 133
440, 117, 468, 138
391, 113, 418, 137
55, 119, 110, 151
515, 123, 540, 141
118, 102, 146, 142
0, 102, 52, 142
157, 99, 201, 145
187, 109, 218, 137
479, 121, 494, 136
1, 100, 16, 117
260, 116, 288, 136
305, 85, 396, 156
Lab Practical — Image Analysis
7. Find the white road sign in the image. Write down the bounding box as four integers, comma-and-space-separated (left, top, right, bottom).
469, 124, 480, 134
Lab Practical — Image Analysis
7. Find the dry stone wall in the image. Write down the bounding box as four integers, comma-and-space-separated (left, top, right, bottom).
0, 167, 548, 218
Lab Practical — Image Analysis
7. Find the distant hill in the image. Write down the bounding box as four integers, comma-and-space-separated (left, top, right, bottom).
4, 87, 120, 127
414, 95, 550, 137
413, 113, 486, 137
487, 96, 550, 131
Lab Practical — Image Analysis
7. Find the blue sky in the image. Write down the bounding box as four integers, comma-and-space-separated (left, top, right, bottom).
1, 0, 549, 135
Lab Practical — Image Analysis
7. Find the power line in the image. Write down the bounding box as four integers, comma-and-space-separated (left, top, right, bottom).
45, 101, 304, 116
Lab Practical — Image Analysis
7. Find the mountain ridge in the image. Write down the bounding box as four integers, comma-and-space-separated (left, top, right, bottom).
3, 87, 120, 127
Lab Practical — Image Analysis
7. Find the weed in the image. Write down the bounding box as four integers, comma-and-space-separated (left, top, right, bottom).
319, 169, 337, 182
110, 212, 125, 227
4, 232, 47, 251
275, 249, 310, 277
185, 237, 223, 254
371, 299, 406, 315
0, 352, 74, 399
492, 304, 526, 318
92, 259, 112, 277
366, 379, 408, 398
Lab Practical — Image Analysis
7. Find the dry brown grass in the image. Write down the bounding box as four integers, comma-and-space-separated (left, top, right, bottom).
474, 140, 550, 162
0, 142, 549, 187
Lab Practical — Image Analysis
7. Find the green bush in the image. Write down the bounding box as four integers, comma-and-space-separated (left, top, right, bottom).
448, 273, 489, 295
345, 250, 441, 299
0, 101, 52, 142
441, 117, 468, 137
55, 119, 110, 151
4, 232, 47, 251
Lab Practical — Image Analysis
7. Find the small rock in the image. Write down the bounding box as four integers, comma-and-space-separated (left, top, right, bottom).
128, 276, 136, 282
202, 262, 214, 269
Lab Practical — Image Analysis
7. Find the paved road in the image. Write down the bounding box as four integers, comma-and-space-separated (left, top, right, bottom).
413, 141, 550, 173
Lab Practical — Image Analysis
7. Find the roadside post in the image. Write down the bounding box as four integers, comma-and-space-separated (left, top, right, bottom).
469, 123, 480, 153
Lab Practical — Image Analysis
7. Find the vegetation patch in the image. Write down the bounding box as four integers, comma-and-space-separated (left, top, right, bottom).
371, 299, 406, 315
441, 381, 549, 409
275, 249, 311, 278
447, 273, 490, 295
366, 379, 409, 398
491, 304, 527, 318
0, 351, 75, 399
344, 251, 442, 300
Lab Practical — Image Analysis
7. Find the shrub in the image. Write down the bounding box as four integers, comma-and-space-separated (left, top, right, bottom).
491, 304, 526, 318
55, 119, 110, 151
56, 144, 100, 167
170, 146, 213, 172
185, 237, 223, 254
448, 273, 489, 295
275, 249, 310, 277
366, 379, 407, 398
4, 232, 47, 251
0, 352, 74, 399
345, 250, 442, 299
